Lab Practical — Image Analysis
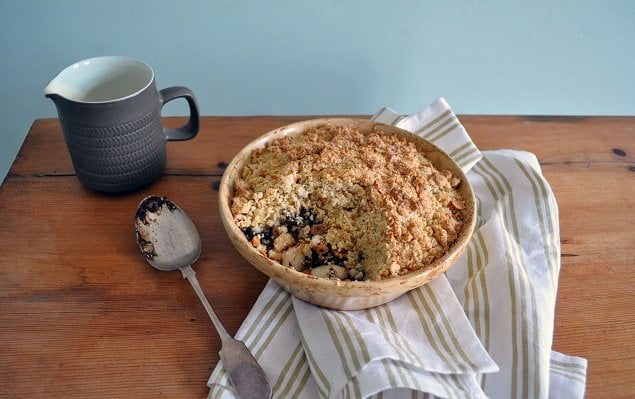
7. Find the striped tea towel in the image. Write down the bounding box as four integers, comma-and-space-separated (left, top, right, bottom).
208, 98, 588, 398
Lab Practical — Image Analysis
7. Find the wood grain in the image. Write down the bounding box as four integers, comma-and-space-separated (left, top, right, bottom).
1, 116, 634, 398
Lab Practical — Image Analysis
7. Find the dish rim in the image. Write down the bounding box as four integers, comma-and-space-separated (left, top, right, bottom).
218, 117, 477, 292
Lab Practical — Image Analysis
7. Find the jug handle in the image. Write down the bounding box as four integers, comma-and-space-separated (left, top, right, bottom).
159, 86, 200, 141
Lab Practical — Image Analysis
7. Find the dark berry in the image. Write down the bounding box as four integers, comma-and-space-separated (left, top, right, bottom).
259, 229, 274, 248
241, 227, 256, 240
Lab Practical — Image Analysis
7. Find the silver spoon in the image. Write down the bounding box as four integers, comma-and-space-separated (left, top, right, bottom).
134, 195, 272, 399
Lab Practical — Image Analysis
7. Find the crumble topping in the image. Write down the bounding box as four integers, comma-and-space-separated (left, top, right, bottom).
230, 123, 466, 281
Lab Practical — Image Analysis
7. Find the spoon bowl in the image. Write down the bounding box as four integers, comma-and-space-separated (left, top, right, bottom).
135, 195, 272, 399
135, 195, 201, 271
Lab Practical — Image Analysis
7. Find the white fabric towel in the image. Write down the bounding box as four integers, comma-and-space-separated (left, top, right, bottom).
208, 98, 588, 398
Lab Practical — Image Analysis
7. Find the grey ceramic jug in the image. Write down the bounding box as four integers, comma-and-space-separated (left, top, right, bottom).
44, 56, 199, 193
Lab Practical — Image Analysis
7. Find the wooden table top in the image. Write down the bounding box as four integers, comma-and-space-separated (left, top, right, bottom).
0, 115, 633, 398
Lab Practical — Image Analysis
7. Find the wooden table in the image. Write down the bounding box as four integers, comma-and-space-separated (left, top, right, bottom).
0, 116, 633, 398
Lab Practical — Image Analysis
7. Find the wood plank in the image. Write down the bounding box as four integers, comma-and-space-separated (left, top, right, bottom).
9, 116, 635, 178
462, 115, 635, 165
546, 162, 635, 398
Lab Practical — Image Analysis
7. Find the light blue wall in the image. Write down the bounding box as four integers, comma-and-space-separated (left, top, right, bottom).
1, 1, 634, 183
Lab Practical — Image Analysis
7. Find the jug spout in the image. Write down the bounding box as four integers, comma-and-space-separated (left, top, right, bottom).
44, 90, 62, 102
44, 81, 79, 103
44, 81, 58, 99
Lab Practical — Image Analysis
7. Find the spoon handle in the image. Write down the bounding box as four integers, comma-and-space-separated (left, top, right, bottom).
182, 266, 272, 398
180, 265, 232, 342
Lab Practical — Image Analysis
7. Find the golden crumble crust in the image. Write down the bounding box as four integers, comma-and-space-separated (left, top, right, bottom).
231, 123, 466, 280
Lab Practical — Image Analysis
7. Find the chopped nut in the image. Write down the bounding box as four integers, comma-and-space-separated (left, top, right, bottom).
231, 197, 251, 215
450, 198, 465, 210
390, 188, 403, 202
310, 223, 328, 235
432, 225, 448, 249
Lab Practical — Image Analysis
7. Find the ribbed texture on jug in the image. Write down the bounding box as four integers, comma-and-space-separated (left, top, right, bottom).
60, 110, 166, 193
